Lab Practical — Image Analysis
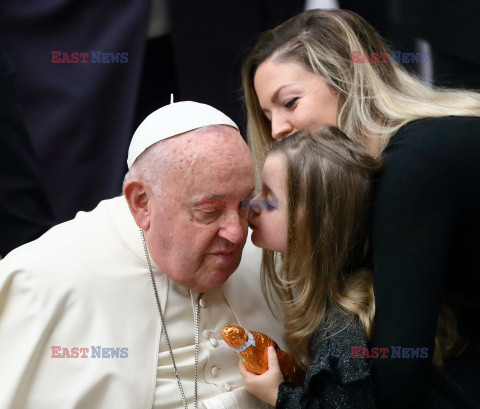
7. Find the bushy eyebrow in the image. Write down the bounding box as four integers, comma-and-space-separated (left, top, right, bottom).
193, 188, 255, 207
193, 194, 224, 207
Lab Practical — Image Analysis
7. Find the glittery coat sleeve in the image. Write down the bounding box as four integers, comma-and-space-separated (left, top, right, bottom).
275, 316, 375, 409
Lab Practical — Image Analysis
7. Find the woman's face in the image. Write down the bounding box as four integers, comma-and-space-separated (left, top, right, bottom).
248, 154, 288, 254
254, 58, 339, 140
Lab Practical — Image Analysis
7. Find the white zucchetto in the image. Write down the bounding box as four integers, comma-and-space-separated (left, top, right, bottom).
127, 101, 239, 168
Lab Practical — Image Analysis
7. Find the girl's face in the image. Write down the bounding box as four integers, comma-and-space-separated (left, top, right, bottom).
248, 154, 288, 253
254, 58, 339, 140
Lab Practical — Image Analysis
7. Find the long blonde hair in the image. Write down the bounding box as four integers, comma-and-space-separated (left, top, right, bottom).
244, 9, 474, 366
242, 8, 480, 174
263, 126, 380, 366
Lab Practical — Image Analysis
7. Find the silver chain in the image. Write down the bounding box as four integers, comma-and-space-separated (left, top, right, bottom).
140, 229, 202, 409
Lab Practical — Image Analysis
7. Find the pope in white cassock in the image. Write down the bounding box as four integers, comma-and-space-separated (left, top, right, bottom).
0, 101, 286, 409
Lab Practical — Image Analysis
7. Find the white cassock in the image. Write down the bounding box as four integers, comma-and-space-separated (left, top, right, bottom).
0, 196, 285, 409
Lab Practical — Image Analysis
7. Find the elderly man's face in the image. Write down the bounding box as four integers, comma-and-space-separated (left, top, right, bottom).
145, 127, 255, 293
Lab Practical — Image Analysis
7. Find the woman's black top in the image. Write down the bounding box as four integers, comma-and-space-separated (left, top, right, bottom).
372, 116, 480, 408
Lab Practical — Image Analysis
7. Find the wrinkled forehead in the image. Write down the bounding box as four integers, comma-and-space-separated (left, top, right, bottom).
163, 127, 254, 195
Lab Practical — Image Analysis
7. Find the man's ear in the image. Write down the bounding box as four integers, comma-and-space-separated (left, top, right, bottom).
124, 179, 151, 230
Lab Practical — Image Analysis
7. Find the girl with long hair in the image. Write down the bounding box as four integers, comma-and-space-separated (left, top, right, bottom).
239, 126, 380, 408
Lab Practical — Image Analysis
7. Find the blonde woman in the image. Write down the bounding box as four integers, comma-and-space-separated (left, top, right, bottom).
242, 8, 480, 409
240, 127, 379, 408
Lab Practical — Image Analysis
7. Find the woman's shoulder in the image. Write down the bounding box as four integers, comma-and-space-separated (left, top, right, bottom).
381, 116, 480, 178
388, 116, 480, 151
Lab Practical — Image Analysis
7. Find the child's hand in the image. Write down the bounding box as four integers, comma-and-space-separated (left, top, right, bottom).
239, 346, 284, 406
